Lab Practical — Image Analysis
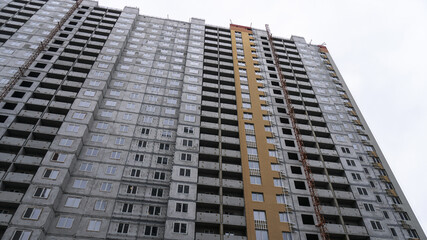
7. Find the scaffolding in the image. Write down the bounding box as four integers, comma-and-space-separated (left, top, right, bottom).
0, 0, 84, 101
265, 24, 329, 240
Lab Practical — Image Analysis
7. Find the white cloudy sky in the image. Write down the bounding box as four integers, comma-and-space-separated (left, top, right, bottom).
99, 0, 427, 231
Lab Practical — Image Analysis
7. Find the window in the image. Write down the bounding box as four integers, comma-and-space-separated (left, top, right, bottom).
154, 171, 166, 180
144, 226, 158, 236
181, 153, 192, 161
364, 203, 375, 212
178, 184, 190, 194
183, 139, 193, 147
80, 163, 93, 172
184, 127, 194, 134
185, 104, 197, 111
249, 162, 260, 171
176, 203, 188, 213
88, 220, 101, 232
130, 169, 141, 177
252, 192, 264, 202
341, 147, 351, 154
165, 108, 176, 114
122, 203, 133, 213
271, 164, 280, 171
135, 154, 144, 162
151, 188, 163, 197
184, 114, 196, 122
84, 90, 95, 97
253, 210, 266, 221
138, 140, 147, 148
117, 223, 129, 233
43, 169, 59, 179
242, 103, 251, 109
390, 228, 397, 236
162, 130, 172, 138
123, 113, 132, 120
370, 221, 383, 230
245, 123, 255, 130
282, 232, 292, 240
173, 223, 187, 233
277, 195, 286, 204
163, 119, 175, 126
279, 212, 289, 222
22, 208, 42, 220
127, 185, 138, 194
357, 187, 368, 195
105, 166, 117, 175
115, 137, 125, 145
57, 217, 74, 228
91, 134, 104, 142
100, 182, 113, 192
376, 195, 382, 203
94, 200, 107, 211
73, 179, 88, 189
66, 124, 80, 132
351, 173, 362, 180
346, 159, 356, 166
34, 187, 51, 198
244, 113, 253, 119
65, 197, 81, 208
51, 153, 66, 163
247, 147, 258, 156
12, 230, 32, 240
59, 138, 73, 146
159, 143, 170, 150
148, 206, 161, 215
119, 125, 129, 132
383, 211, 389, 219
179, 168, 191, 177
273, 178, 283, 187
100, 111, 112, 118
250, 176, 262, 185
141, 128, 150, 135
246, 135, 256, 142
111, 151, 121, 159
157, 157, 168, 164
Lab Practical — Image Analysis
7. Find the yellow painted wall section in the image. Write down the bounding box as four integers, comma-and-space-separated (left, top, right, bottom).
230, 25, 291, 240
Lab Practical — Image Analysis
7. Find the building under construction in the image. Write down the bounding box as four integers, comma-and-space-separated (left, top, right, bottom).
0, 0, 425, 239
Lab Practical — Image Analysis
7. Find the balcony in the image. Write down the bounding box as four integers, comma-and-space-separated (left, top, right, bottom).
197, 212, 220, 224
223, 196, 244, 207
197, 193, 220, 204
198, 176, 220, 187
223, 214, 245, 226
199, 161, 219, 170
222, 179, 243, 189
0, 136, 26, 147
0, 190, 24, 204
346, 225, 368, 235
0, 213, 12, 225
325, 223, 344, 233
25, 139, 51, 150
15, 155, 42, 166
4, 172, 33, 184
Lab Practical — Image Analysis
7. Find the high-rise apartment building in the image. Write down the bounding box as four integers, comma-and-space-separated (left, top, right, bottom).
0, 0, 424, 240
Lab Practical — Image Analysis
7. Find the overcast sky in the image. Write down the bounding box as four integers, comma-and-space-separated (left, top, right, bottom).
99, 0, 427, 231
